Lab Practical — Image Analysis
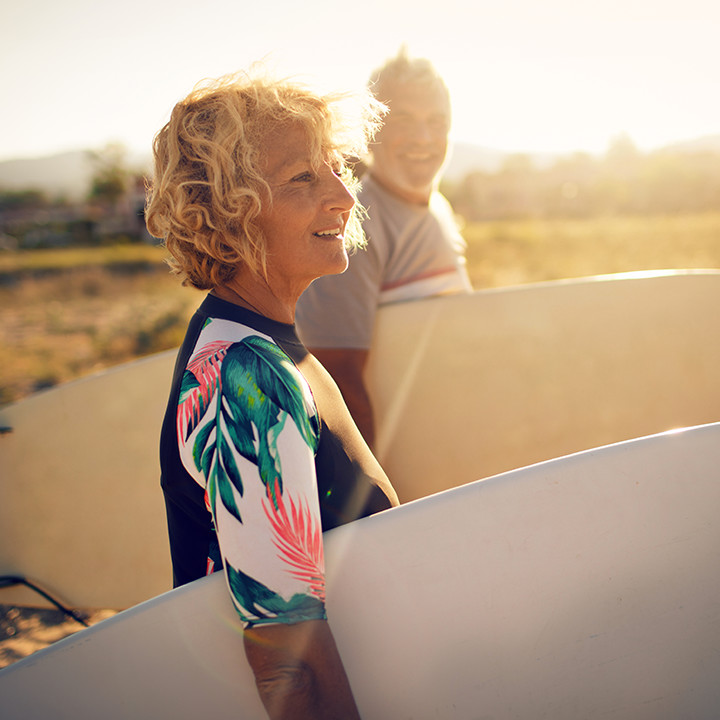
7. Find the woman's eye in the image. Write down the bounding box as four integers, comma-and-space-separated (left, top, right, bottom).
292, 172, 314, 183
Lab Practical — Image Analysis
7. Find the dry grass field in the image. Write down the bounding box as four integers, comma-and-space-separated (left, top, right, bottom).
2, 212, 719, 405
463, 213, 720, 288
0, 246, 203, 404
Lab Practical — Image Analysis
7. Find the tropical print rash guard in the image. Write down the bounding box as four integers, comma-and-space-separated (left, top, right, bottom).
177, 319, 326, 626
161, 294, 395, 628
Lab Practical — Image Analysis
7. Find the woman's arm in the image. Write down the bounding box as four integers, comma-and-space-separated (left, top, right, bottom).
179, 334, 361, 717
244, 619, 361, 720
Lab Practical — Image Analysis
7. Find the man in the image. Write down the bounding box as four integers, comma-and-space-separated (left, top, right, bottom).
296, 49, 472, 448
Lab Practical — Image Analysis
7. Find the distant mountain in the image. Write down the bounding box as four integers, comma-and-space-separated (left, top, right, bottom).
2, 134, 719, 198
0, 151, 94, 200
445, 134, 720, 181
657, 134, 720, 154
0, 150, 151, 201
445, 141, 565, 181
0, 145, 503, 196
445, 142, 507, 179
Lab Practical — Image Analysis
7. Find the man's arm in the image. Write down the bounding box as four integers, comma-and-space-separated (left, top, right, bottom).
309, 347, 374, 449
244, 620, 361, 720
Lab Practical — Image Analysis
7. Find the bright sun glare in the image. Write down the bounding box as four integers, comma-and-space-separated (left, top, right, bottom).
1, 0, 718, 161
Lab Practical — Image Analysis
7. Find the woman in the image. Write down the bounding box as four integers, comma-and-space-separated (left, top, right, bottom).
146, 71, 399, 719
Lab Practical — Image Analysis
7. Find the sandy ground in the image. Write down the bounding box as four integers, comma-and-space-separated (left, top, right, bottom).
0, 604, 117, 668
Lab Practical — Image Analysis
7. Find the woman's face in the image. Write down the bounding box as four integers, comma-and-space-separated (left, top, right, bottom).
255, 124, 355, 297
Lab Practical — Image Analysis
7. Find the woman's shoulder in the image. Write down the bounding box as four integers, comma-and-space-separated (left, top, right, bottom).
224, 335, 319, 435
188, 326, 310, 402
179, 329, 319, 461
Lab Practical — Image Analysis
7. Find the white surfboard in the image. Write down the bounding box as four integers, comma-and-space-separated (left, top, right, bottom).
1, 423, 719, 720
1, 270, 719, 609
368, 269, 720, 501
0, 351, 176, 608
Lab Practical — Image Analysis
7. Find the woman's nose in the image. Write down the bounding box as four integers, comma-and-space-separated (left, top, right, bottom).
324, 169, 355, 212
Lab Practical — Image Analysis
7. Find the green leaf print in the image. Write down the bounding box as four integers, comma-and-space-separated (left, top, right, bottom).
220, 336, 319, 505
226, 563, 325, 626
191, 334, 319, 524
178, 369, 200, 404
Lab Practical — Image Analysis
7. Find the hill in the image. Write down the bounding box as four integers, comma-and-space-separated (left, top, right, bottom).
0, 144, 530, 196
2, 134, 719, 197
0, 150, 151, 201
0, 151, 94, 200
445, 142, 506, 179
658, 134, 720, 154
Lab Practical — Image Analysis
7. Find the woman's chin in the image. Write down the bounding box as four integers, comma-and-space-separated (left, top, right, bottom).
325, 249, 350, 277
302, 246, 349, 285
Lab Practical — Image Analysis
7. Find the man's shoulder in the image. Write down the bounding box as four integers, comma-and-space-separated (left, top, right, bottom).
360, 175, 451, 219
357, 174, 384, 206
428, 189, 454, 216
358, 175, 419, 241
358, 174, 408, 212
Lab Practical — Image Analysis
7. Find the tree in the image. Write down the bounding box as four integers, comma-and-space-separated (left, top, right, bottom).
87, 143, 129, 206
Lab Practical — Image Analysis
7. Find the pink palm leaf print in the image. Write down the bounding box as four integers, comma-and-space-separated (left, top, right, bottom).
263, 478, 325, 601
176, 341, 232, 442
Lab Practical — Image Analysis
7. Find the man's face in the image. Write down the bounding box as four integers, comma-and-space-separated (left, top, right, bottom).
370, 80, 451, 205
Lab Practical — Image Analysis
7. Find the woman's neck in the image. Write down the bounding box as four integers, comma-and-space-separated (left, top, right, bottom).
213, 274, 297, 325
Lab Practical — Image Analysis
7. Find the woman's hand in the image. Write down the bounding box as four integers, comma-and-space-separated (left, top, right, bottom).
243, 619, 361, 720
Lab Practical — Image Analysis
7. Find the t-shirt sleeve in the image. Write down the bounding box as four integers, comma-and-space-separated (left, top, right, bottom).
295, 239, 382, 349
176, 333, 327, 627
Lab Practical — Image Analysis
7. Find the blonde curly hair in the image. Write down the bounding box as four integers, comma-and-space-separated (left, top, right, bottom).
146, 69, 385, 289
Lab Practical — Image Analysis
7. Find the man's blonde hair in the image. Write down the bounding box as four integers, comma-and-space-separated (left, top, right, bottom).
146, 69, 385, 289
368, 47, 450, 107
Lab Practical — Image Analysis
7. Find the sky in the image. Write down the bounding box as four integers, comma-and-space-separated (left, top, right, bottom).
2, 0, 719, 163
